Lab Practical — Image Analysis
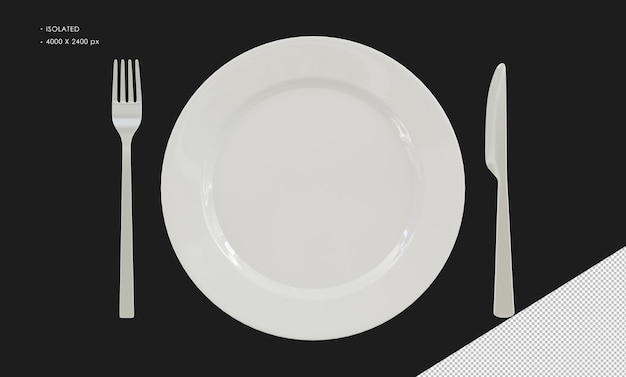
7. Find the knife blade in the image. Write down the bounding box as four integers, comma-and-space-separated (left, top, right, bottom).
485, 63, 515, 318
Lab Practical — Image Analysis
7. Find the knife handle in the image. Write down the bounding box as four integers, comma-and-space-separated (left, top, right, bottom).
493, 178, 514, 318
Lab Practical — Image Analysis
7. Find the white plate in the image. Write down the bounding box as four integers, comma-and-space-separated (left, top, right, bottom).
161, 36, 464, 340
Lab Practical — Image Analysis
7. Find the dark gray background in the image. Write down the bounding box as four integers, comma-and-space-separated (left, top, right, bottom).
11, 4, 624, 376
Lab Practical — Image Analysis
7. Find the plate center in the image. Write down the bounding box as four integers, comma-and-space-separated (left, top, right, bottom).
207, 83, 419, 289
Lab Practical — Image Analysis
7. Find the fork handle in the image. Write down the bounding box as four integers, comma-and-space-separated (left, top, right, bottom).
493, 178, 514, 318
119, 141, 135, 318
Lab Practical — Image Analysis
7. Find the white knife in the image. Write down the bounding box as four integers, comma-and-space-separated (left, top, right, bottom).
485, 63, 515, 318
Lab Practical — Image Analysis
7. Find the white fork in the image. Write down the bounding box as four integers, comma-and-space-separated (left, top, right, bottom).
112, 59, 142, 319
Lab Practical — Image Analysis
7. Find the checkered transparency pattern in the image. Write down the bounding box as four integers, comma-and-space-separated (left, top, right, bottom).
419, 246, 626, 376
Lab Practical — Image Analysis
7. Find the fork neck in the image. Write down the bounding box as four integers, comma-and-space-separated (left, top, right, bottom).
119, 132, 135, 146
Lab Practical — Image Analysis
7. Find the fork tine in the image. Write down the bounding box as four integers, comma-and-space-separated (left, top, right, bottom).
112, 59, 118, 103
127, 59, 135, 102
120, 59, 126, 103
134, 59, 142, 103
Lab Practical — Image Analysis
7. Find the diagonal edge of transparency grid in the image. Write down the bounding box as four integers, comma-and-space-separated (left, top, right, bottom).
418, 246, 626, 377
